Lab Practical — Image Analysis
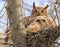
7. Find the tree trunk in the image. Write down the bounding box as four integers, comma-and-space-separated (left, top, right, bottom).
6, 0, 26, 47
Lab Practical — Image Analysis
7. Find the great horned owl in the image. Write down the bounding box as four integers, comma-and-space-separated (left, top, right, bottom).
24, 3, 49, 28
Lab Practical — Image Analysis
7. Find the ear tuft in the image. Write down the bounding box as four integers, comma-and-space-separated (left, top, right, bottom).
41, 5, 49, 12
33, 2, 36, 8
44, 5, 49, 10
45, 5, 49, 9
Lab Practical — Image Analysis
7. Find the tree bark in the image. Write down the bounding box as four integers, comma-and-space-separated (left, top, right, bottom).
6, 0, 26, 47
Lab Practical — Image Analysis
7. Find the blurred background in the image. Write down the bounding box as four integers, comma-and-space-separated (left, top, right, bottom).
0, 0, 60, 47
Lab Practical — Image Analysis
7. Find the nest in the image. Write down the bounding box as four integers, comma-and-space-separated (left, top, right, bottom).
26, 26, 60, 47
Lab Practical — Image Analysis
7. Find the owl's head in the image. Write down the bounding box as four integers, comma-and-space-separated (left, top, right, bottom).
31, 2, 48, 16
